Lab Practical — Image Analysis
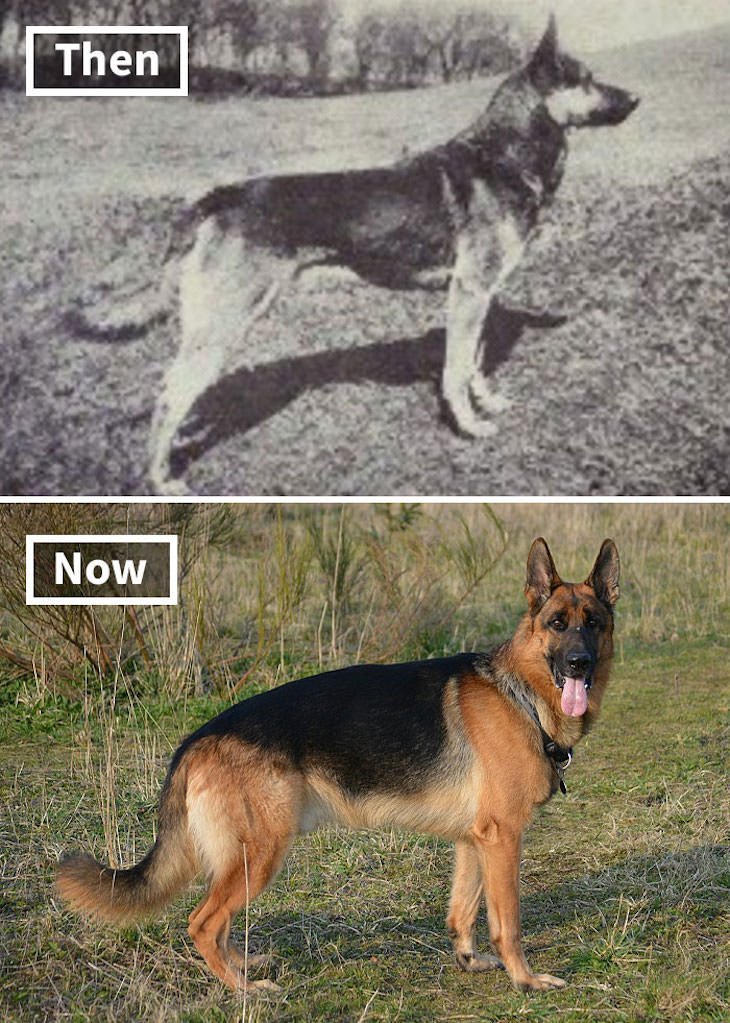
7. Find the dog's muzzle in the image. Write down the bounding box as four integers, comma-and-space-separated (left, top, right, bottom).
594, 89, 641, 126
553, 669, 593, 718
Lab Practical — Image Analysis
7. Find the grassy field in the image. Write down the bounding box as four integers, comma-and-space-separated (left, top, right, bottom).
1, 25, 729, 495
0, 503, 729, 1020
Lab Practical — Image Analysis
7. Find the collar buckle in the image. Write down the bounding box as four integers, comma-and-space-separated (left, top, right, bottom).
544, 741, 573, 794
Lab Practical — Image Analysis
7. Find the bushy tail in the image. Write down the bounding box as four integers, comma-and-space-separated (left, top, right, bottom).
64, 266, 175, 343
57, 758, 197, 924
65, 202, 201, 343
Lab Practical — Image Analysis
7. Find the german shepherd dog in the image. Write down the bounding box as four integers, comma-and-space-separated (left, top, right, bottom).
58, 537, 620, 994
130, 15, 638, 492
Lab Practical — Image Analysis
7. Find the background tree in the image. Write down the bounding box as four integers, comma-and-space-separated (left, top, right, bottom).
3, 0, 521, 94
349, 1, 520, 90
209, 0, 269, 68
352, 11, 384, 88
293, 0, 336, 84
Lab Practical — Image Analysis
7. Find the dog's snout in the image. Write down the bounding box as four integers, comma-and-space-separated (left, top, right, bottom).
566, 651, 592, 676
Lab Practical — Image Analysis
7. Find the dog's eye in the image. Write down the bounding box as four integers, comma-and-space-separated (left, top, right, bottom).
585, 616, 599, 627
550, 618, 566, 631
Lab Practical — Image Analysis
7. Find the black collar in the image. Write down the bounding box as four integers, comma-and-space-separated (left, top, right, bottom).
501, 674, 573, 794
539, 729, 573, 795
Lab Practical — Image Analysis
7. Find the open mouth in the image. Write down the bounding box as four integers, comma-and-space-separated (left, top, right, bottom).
553, 672, 592, 717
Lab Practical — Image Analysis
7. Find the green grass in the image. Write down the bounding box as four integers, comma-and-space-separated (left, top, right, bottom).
1, 503, 729, 1020
1, 639, 728, 1021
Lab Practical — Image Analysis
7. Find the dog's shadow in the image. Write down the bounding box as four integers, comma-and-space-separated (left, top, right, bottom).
171, 302, 565, 475
237, 844, 724, 979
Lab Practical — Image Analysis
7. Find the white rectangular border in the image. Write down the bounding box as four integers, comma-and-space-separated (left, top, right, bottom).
7, 496, 730, 505
26, 534, 178, 605
26, 26, 188, 97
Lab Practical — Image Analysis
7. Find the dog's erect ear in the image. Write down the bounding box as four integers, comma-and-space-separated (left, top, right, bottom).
585, 539, 620, 608
530, 13, 559, 72
525, 537, 562, 613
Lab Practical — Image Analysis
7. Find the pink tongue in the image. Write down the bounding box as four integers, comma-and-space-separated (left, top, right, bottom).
561, 677, 589, 717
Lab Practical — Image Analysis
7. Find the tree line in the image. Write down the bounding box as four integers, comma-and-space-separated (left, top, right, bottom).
2, 0, 523, 94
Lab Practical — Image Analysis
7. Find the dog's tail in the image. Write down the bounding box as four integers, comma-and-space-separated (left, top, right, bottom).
64, 199, 204, 342
57, 753, 197, 924
63, 259, 177, 343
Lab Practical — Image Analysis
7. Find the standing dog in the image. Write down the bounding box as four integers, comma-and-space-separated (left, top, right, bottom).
133, 16, 638, 492
58, 537, 620, 993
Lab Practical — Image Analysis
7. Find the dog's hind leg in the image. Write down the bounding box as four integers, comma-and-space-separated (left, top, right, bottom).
188, 868, 281, 993
186, 747, 300, 992
447, 839, 504, 973
148, 221, 293, 494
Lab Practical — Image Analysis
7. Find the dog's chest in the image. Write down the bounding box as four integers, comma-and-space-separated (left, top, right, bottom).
545, 142, 568, 199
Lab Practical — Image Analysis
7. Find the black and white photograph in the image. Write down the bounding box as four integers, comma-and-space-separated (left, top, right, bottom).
1, 0, 729, 496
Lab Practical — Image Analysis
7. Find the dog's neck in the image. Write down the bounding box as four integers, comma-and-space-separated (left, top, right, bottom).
456, 72, 568, 200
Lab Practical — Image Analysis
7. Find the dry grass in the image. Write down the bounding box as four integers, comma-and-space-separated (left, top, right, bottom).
2, 502, 729, 697
0, 502, 729, 1020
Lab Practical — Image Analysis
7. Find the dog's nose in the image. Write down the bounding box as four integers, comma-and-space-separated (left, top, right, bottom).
566, 652, 592, 676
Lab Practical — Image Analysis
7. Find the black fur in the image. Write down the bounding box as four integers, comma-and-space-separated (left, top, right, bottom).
176, 655, 480, 796
189, 21, 638, 293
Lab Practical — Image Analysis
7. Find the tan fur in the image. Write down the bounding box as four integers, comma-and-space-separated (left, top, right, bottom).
57, 756, 197, 924
450, 672, 567, 990
441, 542, 618, 992
546, 83, 603, 126
179, 737, 301, 991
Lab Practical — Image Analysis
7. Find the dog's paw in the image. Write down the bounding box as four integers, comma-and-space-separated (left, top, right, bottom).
225, 969, 282, 995
469, 376, 511, 416
249, 978, 282, 995
150, 475, 190, 497
454, 412, 501, 439
456, 951, 505, 973
515, 972, 567, 992
226, 943, 276, 975
442, 381, 501, 439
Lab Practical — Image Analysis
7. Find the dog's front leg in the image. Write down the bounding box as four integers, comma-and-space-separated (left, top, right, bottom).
447, 840, 504, 973
443, 222, 519, 437
475, 824, 566, 992
467, 213, 528, 419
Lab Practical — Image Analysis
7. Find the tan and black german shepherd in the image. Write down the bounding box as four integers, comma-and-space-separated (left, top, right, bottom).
58, 537, 620, 993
